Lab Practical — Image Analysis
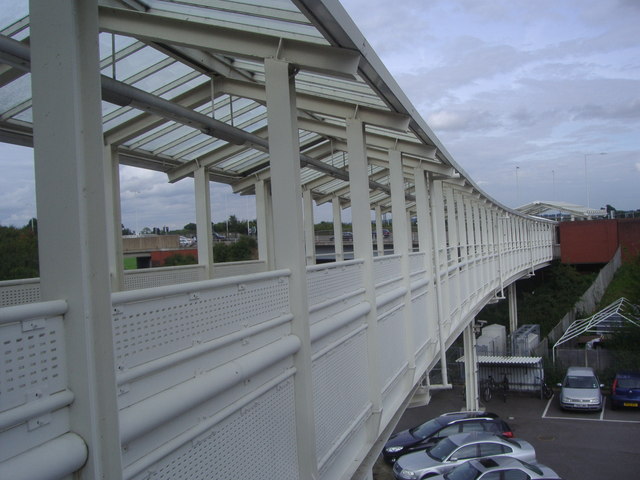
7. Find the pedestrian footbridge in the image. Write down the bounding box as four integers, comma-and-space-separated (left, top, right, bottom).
0, 2, 555, 479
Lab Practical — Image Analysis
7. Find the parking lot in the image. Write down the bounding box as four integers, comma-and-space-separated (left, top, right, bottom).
373, 385, 640, 479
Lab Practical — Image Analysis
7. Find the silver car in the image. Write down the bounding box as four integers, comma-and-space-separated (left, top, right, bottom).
392, 432, 536, 480
558, 366, 603, 411
429, 457, 562, 480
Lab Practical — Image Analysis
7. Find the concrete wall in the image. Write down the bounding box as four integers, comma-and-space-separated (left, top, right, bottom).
123, 235, 180, 252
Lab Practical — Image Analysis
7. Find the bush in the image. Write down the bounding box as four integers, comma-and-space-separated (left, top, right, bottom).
213, 235, 257, 263
163, 253, 197, 266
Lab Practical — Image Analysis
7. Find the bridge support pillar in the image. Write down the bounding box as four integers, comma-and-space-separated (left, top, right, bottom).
265, 58, 319, 479
508, 283, 518, 334
30, 1, 123, 477
463, 322, 480, 411
331, 196, 345, 261
104, 143, 124, 291
195, 165, 214, 278
255, 179, 275, 269
303, 188, 316, 265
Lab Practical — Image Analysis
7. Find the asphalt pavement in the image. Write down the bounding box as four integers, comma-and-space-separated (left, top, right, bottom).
373, 385, 640, 480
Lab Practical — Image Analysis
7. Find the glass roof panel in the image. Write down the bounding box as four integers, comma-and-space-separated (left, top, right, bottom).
101, 46, 168, 82
142, 0, 326, 44
98, 33, 139, 62
0, 1, 27, 33
14, 106, 32, 123
0, 74, 30, 116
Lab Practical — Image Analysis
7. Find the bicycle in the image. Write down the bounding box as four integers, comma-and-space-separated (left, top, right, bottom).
537, 376, 553, 400
481, 376, 496, 403
500, 374, 509, 403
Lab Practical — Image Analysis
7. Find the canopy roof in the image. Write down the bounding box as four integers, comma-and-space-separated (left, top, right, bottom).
516, 201, 607, 220
0, 0, 529, 217
553, 297, 640, 354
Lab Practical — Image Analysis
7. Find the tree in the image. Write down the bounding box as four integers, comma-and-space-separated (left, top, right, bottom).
0, 223, 39, 280
122, 224, 134, 235
183, 222, 197, 233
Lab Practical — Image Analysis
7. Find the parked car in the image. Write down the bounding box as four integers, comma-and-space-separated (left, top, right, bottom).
429, 457, 562, 480
330, 231, 353, 241
557, 366, 603, 411
610, 371, 640, 409
372, 228, 391, 238
382, 411, 513, 463
392, 432, 535, 480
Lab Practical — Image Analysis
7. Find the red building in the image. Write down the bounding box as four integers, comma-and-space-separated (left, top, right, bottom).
559, 218, 640, 264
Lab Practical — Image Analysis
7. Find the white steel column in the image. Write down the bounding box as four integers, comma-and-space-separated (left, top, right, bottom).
406, 209, 413, 251
264, 58, 318, 479
30, 1, 123, 478
444, 186, 461, 322
455, 191, 469, 311
414, 168, 442, 378
374, 205, 384, 256
332, 196, 344, 262
463, 322, 480, 411
104, 144, 124, 291
429, 178, 450, 385
389, 150, 415, 368
346, 117, 383, 430
255, 179, 274, 268
303, 188, 316, 265
195, 166, 213, 278
508, 283, 518, 334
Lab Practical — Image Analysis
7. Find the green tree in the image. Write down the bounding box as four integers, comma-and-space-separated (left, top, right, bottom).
213, 235, 257, 262
183, 222, 197, 233
0, 222, 39, 280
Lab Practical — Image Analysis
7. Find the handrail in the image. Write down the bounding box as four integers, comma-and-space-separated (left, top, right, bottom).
0, 299, 67, 325
112, 268, 290, 305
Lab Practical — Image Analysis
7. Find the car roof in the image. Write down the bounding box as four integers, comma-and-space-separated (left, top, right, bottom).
446, 431, 507, 446
615, 371, 640, 378
439, 411, 499, 421
566, 366, 596, 376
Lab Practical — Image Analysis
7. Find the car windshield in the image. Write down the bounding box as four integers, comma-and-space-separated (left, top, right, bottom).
564, 375, 599, 388
410, 418, 443, 439
444, 461, 481, 480
428, 438, 457, 462
618, 377, 640, 389
517, 459, 543, 475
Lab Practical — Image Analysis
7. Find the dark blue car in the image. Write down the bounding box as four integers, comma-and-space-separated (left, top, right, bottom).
382, 411, 512, 463
611, 371, 640, 409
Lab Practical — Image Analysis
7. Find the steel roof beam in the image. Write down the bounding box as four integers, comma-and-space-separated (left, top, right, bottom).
216, 77, 410, 131
98, 6, 361, 78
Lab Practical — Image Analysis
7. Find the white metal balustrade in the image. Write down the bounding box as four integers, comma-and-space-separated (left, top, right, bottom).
0, 2, 556, 479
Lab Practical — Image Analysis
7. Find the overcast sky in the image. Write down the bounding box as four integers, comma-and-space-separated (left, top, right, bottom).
0, 0, 638, 230
341, 0, 640, 212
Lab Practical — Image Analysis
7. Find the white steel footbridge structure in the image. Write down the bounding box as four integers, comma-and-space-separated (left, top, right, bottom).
0, 1, 555, 479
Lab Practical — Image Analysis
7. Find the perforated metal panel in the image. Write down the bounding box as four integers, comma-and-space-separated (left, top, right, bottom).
0, 279, 41, 307
113, 275, 290, 369
306, 261, 364, 310
133, 378, 299, 480
373, 255, 401, 287
411, 285, 430, 352
376, 302, 406, 392
0, 316, 67, 412
312, 330, 369, 463
408, 252, 426, 277
123, 265, 206, 290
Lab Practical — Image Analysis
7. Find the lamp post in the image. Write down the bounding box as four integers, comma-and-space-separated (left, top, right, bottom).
584, 152, 607, 208
515, 166, 520, 206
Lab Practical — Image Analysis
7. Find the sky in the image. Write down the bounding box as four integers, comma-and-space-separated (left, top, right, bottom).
0, 0, 638, 230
